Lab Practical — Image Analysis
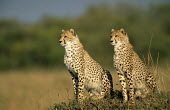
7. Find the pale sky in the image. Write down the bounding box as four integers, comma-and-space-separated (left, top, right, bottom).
0, 0, 169, 22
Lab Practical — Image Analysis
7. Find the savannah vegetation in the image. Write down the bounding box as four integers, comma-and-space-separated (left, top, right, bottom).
0, 3, 170, 110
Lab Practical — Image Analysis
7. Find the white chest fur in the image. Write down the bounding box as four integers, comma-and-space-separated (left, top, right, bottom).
64, 44, 74, 69
114, 42, 127, 68
64, 42, 83, 72
65, 45, 74, 61
114, 42, 123, 60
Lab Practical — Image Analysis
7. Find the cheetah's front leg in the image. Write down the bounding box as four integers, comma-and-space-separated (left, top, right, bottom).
72, 77, 78, 101
77, 74, 86, 103
126, 70, 135, 106
117, 69, 128, 102
68, 70, 79, 101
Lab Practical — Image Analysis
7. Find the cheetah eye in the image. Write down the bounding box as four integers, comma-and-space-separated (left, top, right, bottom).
110, 36, 112, 38
115, 35, 118, 37
64, 36, 67, 38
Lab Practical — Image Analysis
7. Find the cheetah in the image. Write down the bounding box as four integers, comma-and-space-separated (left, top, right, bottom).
59, 29, 113, 103
109, 28, 157, 105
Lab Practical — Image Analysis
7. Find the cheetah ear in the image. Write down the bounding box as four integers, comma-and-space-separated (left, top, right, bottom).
70, 29, 76, 36
61, 29, 65, 33
111, 29, 115, 32
120, 28, 127, 35
70, 29, 74, 33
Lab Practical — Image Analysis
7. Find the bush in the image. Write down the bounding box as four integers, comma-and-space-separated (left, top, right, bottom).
0, 3, 170, 70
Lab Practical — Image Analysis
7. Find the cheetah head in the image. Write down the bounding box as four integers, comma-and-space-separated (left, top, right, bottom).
59, 29, 79, 46
110, 28, 129, 46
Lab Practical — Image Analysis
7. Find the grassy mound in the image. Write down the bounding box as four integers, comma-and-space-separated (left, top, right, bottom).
47, 91, 170, 110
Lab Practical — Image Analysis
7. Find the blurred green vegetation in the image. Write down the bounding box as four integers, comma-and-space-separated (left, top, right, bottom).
0, 3, 170, 70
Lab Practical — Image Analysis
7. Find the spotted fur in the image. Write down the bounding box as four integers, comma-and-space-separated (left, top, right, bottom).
110, 28, 157, 106
59, 29, 113, 103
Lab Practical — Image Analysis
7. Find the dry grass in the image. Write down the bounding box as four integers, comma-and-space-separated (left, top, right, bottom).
0, 69, 74, 110
0, 67, 169, 110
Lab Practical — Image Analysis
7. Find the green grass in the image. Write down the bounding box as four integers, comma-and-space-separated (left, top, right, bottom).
47, 91, 170, 110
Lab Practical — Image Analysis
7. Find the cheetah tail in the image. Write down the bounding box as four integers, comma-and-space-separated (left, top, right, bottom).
105, 70, 114, 98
